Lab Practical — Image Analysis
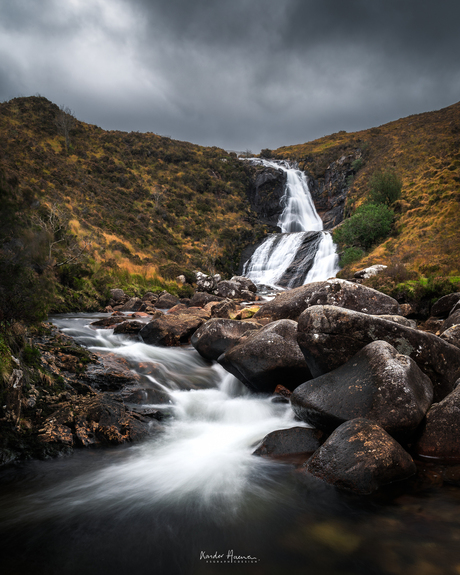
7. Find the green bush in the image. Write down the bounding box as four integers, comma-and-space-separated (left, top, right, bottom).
333, 203, 394, 250
339, 247, 366, 267
369, 170, 402, 206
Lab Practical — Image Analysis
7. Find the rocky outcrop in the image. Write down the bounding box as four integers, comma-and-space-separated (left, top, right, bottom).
415, 385, 460, 462
291, 341, 433, 441
253, 427, 325, 459
218, 319, 312, 393
191, 318, 262, 361
246, 164, 286, 229
296, 305, 460, 401
305, 418, 416, 494
253, 278, 399, 322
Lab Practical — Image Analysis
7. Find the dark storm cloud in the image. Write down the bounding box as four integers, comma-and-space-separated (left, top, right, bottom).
1, 0, 459, 151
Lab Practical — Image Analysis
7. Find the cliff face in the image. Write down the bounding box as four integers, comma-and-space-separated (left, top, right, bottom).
246, 165, 286, 230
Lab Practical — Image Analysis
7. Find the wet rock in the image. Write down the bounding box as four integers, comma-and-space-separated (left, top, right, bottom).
297, 305, 460, 402
441, 310, 460, 333
38, 393, 155, 447
291, 341, 433, 441
191, 318, 262, 361
154, 293, 179, 309
253, 278, 399, 322
253, 427, 325, 459
90, 316, 126, 329
142, 291, 158, 303
440, 325, 460, 349
190, 292, 225, 307
305, 418, 416, 494
80, 352, 141, 391
431, 293, 460, 318
218, 319, 312, 393
117, 297, 144, 312
140, 313, 205, 346
113, 320, 144, 335
230, 276, 257, 293
415, 384, 460, 462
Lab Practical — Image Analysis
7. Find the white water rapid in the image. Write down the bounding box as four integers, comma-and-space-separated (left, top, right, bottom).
243, 159, 340, 288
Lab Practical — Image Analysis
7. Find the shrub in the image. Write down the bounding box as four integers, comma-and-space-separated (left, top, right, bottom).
369, 170, 402, 206
333, 203, 394, 250
339, 247, 365, 267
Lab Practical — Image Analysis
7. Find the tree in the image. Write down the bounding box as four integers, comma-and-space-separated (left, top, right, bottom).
55, 106, 75, 151
333, 203, 394, 250
369, 169, 402, 206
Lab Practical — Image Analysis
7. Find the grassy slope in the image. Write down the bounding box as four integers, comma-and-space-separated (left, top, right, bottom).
0, 96, 266, 282
275, 101, 460, 276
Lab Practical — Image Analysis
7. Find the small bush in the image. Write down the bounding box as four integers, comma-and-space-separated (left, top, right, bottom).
340, 247, 365, 267
333, 203, 394, 250
369, 170, 402, 206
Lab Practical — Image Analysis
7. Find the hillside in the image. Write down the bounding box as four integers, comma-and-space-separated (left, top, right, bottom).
0, 96, 266, 284
273, 101, 460, 277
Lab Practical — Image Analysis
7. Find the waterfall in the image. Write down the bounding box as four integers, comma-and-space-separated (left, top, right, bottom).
243, 159, 340, 288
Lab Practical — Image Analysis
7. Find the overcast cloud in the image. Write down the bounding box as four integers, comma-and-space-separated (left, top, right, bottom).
1, 0, 459, 151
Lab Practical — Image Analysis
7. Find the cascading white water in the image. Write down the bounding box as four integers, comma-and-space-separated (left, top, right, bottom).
243, 159, 340, 288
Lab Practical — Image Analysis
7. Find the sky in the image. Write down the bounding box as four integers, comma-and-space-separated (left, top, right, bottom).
1, 0, 460, 152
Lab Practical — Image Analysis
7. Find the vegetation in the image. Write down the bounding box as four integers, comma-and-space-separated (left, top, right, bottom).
369, 169, 402, 206
334, 202, 394, 251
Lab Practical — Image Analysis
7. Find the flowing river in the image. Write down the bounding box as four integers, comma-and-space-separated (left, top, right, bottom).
1, 314, 460, 575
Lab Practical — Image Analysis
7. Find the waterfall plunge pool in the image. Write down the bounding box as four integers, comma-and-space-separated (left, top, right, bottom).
1, 313, 460, 575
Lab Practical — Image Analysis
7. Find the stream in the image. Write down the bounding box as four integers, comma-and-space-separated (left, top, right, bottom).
1, 313, 460, 575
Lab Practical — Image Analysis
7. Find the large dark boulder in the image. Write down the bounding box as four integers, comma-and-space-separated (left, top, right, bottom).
190, 292, 225, 307
230, 276, 257, 293
191, 318, 262, 361
415, 384, 460, 462
441, 310, 460, 333
431, 293, 460, 318
113, 320, 144, 335
291, 341, 433, 441
253, 279, 399, 322
305, 418, 416, 494
218, 319, 312, 393
440, 325, 460, 349
297, 305, 460, 402
81, 352, 141, 391
139, 314, 205, 346
253, 426, 325, 459
117, 297, 144, 312
154, 293, 179, 309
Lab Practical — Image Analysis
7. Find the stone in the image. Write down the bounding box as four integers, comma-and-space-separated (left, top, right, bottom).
431, 293, 460, 318
81, 352, 141, 391
176, 274, 186, 284
297, 305, 460, 402
196, 272, 221, 293
191, 318, 262, 361
305, 418, 416, 494
90, 316, 126, 329
230, 276, 257, 293
113, 320, 144, 335
209, 299, 238, 319
440, 325, 460, 349
214, 280, 243, 299
139, 313, 205, 346
190, 291, 225, 307
218, 319, 313, 393
167, 305, 210, 320
291, 341, 433, 440
253, 278, 399, 322
415, 385, 460, 462
142, 292, 158, 303
253, 427, 325, 458
154, 293, 179, 309
354, 265, 387, 279
110, 288, 126, 302
441, 310, 460, 333
117, 297, 144, 312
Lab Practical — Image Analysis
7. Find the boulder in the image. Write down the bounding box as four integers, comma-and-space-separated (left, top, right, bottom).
110, 288, 126, 302
154, 293, 179, 309
117, 297, 144, 312
139, 313, 205, 346
81, 352, 141, 391
230, 276, 257, 293
208, 299, 238, 319
167, 306, 210, 320
354, 265, 387, 279
190, 292, 225, 307
253, 278, 399, 322
196, 272, 221, 293
253, 427, 325, 458
291, 341, 433, 440
214, 280, 244, 299
415, 384, 460, 462
441, 310, 460, 333
305, 418, 416, 494
440, 325, 460, 349
90, 317, 126, 329
297, 305, 460, 402
191, 318, 262, 361
113, 320, 144, 336
431, 293, 460, 318
218, 319, 313, 393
